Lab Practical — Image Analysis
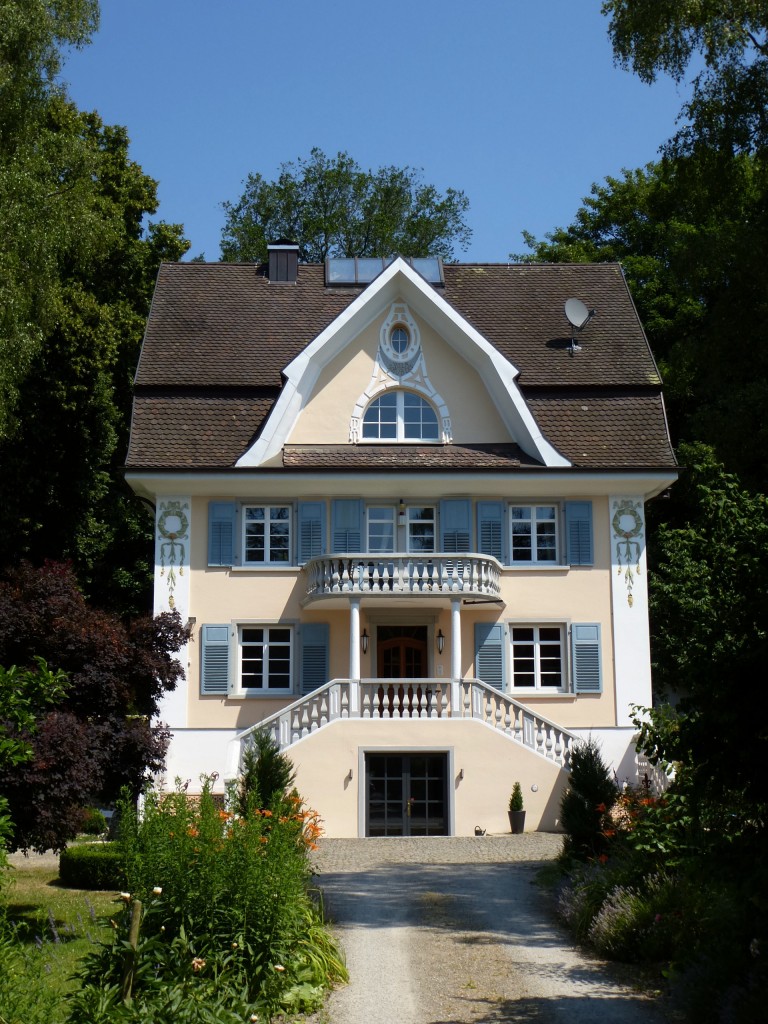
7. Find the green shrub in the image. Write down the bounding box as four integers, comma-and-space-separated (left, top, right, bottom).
237, 726, 296, 814
79, 807, 108, 835
59, 842, 124, 890
560, 737, 618, 861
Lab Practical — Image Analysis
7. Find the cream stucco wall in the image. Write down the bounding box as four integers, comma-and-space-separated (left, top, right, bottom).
288, 717, 568, 837
287, 303, 512, 445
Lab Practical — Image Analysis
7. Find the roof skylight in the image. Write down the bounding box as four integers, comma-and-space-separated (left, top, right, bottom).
325, 256, 444, 286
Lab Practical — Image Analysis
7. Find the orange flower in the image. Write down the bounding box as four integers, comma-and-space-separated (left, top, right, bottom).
598, 853, 609, 864
219, 809, 232, 821
595, 803, 607, 813
187, 827, 199, 838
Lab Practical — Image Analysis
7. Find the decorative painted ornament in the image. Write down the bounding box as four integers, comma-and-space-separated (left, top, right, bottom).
158, 500, 190, 610
612, 499, 643, 607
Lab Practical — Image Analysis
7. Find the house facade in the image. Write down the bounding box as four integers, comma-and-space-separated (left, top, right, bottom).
126, 247, 677, 836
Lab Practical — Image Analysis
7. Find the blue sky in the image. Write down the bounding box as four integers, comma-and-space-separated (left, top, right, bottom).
61, 0, 691, 262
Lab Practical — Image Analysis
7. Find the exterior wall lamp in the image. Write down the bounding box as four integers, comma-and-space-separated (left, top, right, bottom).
436, 629, 445, 654
398, 498, 406, 525
361, 629, 369, 654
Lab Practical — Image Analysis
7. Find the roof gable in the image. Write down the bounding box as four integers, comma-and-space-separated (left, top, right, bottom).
236, 258, 569, 468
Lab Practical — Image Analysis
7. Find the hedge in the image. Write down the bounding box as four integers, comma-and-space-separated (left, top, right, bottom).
59, 842, 125, 890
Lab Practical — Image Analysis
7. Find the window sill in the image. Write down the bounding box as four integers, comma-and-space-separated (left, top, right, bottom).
229, 565, 299, 573
502, 564, 570, 572
511, 690, 574, 698
230, 691, 294, 699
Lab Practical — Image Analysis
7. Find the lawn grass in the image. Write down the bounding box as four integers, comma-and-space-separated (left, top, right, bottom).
4, 860, 117, 1005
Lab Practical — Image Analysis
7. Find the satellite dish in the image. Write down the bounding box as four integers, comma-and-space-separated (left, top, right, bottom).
564, 298, 596, 354
565, 298, 591, 329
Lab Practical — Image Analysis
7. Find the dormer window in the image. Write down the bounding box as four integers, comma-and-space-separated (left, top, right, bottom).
362, 391, 440, 442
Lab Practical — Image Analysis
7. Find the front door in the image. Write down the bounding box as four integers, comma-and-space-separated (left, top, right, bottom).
377, 625, 428, 678
365, 753, 448, 836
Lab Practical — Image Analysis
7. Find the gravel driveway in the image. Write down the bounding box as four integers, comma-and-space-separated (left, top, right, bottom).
311, 835, 669, 1024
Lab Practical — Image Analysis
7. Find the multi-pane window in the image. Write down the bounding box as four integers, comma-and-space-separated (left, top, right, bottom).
362, 391, 439, 441
243, 505, 291, 564
407, 506, 435, 553
240, 626, 292, 691
367, 506, 395, 552
509, 505, 558, 563
511, 626, 564, 690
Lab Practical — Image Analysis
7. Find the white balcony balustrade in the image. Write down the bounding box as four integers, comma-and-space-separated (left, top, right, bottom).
303, 553, 501, 600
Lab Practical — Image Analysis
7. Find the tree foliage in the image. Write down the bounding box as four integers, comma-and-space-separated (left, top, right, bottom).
0, 2, 189, 614
603, 0, 768, 157
220, 147, 471, 263
646, 442, 768, 805
0, 562, 190, 851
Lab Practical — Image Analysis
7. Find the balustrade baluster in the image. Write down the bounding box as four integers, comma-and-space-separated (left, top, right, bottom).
554, 731, 563, 764
361, 688, 371, 719
320, 695, 328, 727
291, 712, 301, 744
536, 720, 545, 755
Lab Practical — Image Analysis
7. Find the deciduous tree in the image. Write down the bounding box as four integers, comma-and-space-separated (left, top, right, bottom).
0, 562, 189, 852
220, 147, 471, 263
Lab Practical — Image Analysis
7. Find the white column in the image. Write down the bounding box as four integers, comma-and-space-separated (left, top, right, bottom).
154, 496, 192, 729
450, 597, 462, 711
349, 597, 361, 681
609, 496, 652, 726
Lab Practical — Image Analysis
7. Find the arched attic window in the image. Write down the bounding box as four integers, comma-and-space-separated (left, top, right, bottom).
362, 390, 440, 442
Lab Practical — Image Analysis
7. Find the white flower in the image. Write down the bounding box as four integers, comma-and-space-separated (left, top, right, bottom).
119, 892, 131, 902
273, 963, 285, 972
153, 886, 163, 895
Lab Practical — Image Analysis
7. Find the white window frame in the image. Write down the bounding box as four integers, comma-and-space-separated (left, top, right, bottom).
361, 391, 440, 442
367, 505, 396, 553
242, 503, 292, 565
510, 624, 566, 692
508, 503, 559, 564
406, 505, 436, 554
237, 624, 293, 695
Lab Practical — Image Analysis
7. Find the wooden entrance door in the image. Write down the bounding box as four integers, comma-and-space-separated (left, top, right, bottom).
377, 626, 428, 678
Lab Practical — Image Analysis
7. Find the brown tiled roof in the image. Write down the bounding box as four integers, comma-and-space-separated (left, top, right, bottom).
136, 262, 659, 389
127, 392, 276, 468
282, 443, 540, 470
127, 261, 676, 472
525, 392, 676, 468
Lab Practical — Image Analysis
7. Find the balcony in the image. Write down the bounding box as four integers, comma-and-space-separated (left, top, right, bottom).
302, 553, 502, 602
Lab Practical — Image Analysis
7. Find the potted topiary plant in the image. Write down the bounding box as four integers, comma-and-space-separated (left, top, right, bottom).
508, 781, 526, 834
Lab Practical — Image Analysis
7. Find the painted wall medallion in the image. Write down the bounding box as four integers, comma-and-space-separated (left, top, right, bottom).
612, 499, 644, 607
157, 500, 189, 609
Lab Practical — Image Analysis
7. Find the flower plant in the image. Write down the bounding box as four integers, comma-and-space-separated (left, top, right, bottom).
67, 776, 345, 1023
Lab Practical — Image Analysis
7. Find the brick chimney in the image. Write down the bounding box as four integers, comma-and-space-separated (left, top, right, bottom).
267, 240, 299, 283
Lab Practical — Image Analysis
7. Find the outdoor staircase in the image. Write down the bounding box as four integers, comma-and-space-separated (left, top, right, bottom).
229, 677, 577, 777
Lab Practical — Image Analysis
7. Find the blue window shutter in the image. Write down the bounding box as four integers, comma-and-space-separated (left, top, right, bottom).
477, 501, 504, 562
331, 499, 362, 552
297, 501, 326, 562
440, 499, 471, 552
208, 502, 237, 566
572, 623, 602, 693
201, 625, 231, 695
565, 501, 593, 565
301, 623, 329, 695
474, 622, 505, 691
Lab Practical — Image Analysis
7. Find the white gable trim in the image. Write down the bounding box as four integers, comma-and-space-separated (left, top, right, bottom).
236, 258, 571, 468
